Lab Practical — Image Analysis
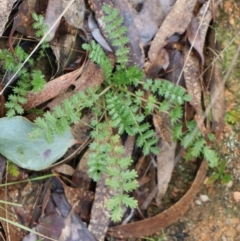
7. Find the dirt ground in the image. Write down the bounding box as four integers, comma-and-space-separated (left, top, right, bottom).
154, 1, 240, 240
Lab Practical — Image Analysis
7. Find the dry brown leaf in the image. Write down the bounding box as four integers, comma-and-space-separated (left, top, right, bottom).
88, 173, 114, 241
147, 0, 197, 76
44, 0, 62, 41
153, 113, 177, 204
53, 164, 75, 176
108, 160, 208, 238
210, 61, 225, 138
60, 179, 94, 221
23, 66, 84, 110
156, 141, 177, 204
183, 46, 208, 137
183, 47, 202, 115
73, 60, 105, 91
163, 49, 185, 85
187, 1, 215, 64
153, 113, 171, 145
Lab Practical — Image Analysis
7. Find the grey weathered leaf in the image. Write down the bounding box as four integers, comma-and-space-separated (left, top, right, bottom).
0, 116, 75, 170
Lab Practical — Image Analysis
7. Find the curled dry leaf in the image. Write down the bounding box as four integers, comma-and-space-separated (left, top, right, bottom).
153, 113, 177, 204
108, 160, 208, 238
183, 47, 202, 115
147, 0, 197, 76
59, 178, 94, 221
44, 0, 62, 41
88, 173, 115, 241
187, 1, 217, 64
183, 46, 208, 138
210, 61, 225, 138
23, 66, 84, 110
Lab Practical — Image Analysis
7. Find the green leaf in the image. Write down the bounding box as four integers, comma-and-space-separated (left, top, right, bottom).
122, 180, 138, 192
203, 146, 218, 168
0, 117, 75, 170
109, 205, 123, 222
191, 138, 205, 157
121, 195, 138, 208
221, 174, 232, 184
225, 110, 240, 124
183, 94, 192, 102
120, 170, 138, 180
106, 178, 120, 189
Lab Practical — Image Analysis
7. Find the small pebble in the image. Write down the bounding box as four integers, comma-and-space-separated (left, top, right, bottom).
195, 200, 202, 205
236, 224, 240, 232
200, 194, 210, 202
221, 236, 227, 241
226, 180, 233, 188
233, 191, 240, 202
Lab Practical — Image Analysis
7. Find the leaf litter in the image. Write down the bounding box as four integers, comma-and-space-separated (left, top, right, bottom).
0, 0, 235, 240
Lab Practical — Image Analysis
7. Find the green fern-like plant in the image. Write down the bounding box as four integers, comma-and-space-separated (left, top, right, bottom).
28, 4, 194, 221
32, 13, 50, 52
87, 121, 138, 221
2, 13, 51, 117
103, 4, 129, 69
2, 4, 221, 221
181, 121, 219, 168
1, 46, 46, 117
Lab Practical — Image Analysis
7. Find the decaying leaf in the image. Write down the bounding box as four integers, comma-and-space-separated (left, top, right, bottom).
187, 1, 215, 64
153, 113, 177, 204
44, 0, 62, 41
60, 179, 94, 221
127, 0, 165, 45
183, 46, 208, 138
23, 62, 86, 110
163, 49, 185, 86
88, 173, 114, 241
108, 160, 208, 238
153, 113, 171, 145
147, 0, 197, 77
210, 61, 225, 138
0, 116, 75, 170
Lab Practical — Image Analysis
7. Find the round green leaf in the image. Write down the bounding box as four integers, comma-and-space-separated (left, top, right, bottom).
0, 116, 75, 170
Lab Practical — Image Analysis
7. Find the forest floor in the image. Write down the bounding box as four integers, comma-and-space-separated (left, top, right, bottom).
0, 1, 240, 241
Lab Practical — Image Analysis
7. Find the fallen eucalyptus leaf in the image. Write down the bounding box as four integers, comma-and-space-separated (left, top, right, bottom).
0, 116, 75, 171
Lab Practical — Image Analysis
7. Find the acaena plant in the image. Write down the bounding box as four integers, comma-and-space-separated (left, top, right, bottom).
2, 4, 220, 221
